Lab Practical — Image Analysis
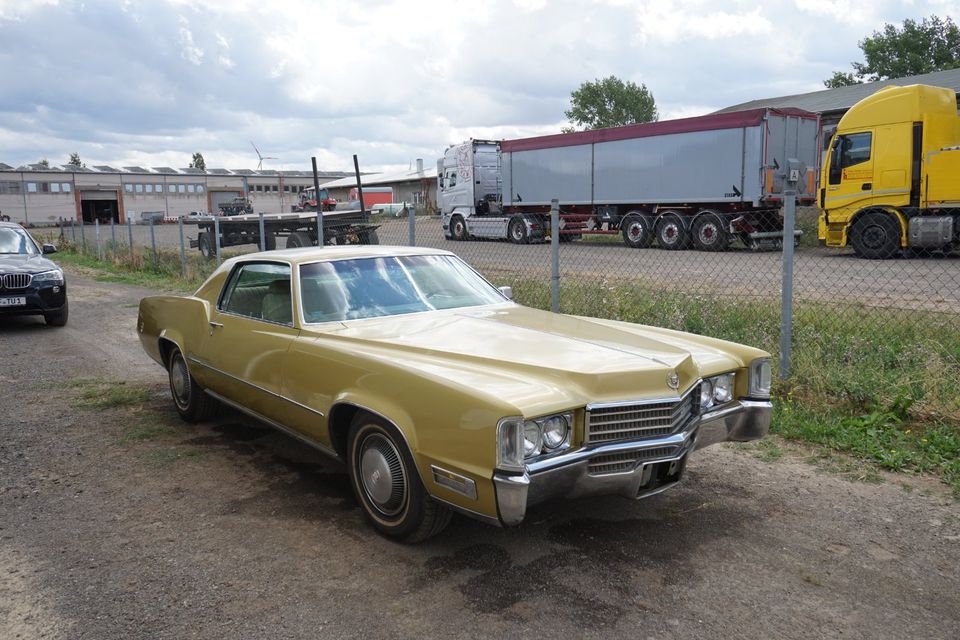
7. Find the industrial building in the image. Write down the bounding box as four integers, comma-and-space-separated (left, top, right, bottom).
320, 159, 437, 212
0, 164, 351, 225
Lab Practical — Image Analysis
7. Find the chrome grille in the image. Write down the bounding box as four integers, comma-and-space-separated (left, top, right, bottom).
585, 387, 697, 443
2, 273, 32, 289
587, 446, 678, 475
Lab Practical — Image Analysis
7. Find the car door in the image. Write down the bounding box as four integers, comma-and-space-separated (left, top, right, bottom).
824, 129, 875, 214
196, 261, 299, 421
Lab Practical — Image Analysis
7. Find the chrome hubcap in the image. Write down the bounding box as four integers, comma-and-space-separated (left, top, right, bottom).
171, 357, 190, 407
359, 433, 406, 516
699, 224, 717, 243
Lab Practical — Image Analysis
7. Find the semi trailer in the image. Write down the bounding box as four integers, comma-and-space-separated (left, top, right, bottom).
439, 107, 820, 250
819, 83, 960, 258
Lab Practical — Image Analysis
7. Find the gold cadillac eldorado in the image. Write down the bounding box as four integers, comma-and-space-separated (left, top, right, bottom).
137, 245, 772, 542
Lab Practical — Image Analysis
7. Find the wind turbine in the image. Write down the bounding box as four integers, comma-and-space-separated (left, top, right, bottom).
250, 141, 278, 170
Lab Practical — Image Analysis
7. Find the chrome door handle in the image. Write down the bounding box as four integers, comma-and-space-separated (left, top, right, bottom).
209, 321, 224, 328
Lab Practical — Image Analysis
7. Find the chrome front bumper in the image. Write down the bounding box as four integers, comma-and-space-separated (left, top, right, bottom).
493, 398, 772, 526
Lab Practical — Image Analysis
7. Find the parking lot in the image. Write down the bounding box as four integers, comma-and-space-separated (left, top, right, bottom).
2, 274, 958, 639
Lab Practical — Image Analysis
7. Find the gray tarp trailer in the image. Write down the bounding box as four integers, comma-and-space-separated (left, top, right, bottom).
440, 108, 820, 250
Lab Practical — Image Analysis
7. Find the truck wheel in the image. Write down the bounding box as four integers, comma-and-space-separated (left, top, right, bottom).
360, 229, 380, 245
850, 211, 901, 259
508, 217, 528, 244
656, 212, 689, 250
263, 233, 277, 251
692, 212, 730, 251
621, 213, 653, 249
286, 231, 313, 248
450, 216, 468, 241
198, 232, 215, 259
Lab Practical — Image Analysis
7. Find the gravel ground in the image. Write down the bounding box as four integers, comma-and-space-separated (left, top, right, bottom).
1, 273, 959, 640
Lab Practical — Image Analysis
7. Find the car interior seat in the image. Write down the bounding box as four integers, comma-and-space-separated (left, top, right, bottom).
261, 279, 292, 324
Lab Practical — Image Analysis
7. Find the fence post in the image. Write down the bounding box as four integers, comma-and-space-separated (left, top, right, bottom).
214, 216, 221, 265
550, 199, 560, 313
110, 217, 116, 256
316, 211, 323, 246
406, 201, 415, 246
95, 219, 102, 261
80, 219, 87, 253
311, 157, 324, 245
149, 221, 157, 269
127, 217, 134, 260
71, 219, 76, 243
259, 212, 266, 251
779, 190, 797, 380
179, 216, 187, 278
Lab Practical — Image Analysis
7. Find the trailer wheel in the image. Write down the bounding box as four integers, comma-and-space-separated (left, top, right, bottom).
450, 215, 468, 241
621, 213, 653, 249
508, 217, 528, 244
263, 233, 277, 251
360, 229, 380, 245
850, 211, 901, 259
198, 232, 215, 260
656, 212, 689, 250
286, 231, 313, 248
692, 212, 730, 251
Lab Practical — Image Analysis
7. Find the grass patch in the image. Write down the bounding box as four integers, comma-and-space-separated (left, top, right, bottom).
120, 425, 176, 442
140, 448, 204, 467
70, 378, 153, 410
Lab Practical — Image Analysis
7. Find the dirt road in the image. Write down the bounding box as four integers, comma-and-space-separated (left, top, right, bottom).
1, 274, 958, 639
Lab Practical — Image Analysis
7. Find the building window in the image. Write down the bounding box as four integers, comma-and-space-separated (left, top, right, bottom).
41, 182, 50, 193
178, 185, 185, 193
169, 184, 176, 193
62, 183, 71, 193
125, 184, 133, 193
146, 184, 153, 193
271, 185, 278, 192
50, 182, 60, 193
26, 182, 37, 193
187, 184, 195, 193
197, 185, 204, 193
135, 184, 143, 193
0, 181, 22, 194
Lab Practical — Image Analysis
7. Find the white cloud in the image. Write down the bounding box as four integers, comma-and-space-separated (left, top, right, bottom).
178, 16, 204, 65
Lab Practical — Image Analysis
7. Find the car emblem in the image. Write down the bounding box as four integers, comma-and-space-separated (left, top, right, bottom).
667, 372, 680, 390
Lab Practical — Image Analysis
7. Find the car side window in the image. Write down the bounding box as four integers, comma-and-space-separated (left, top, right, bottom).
220, 262, 292, 324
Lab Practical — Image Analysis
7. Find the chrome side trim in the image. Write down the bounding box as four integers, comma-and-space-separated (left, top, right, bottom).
188, 356, 325, 418
430, 465, 478, 500
204, 389, 341, 461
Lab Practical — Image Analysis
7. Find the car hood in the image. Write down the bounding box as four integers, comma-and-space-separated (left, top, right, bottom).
305, 304, 757, 416
0, 253, 60, 274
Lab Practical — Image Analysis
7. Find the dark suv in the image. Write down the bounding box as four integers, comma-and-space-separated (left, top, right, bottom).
0, 222, 68, 326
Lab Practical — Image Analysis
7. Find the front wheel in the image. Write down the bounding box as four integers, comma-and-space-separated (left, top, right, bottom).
286, 231, 313, 248
198, 232, 215, 259
850, 211, 901, 259
168, 347, 219, 423
347, 414, 452, 542
44, 300, 68, 327
450, 215, 468, 241
508, 217, 528, 244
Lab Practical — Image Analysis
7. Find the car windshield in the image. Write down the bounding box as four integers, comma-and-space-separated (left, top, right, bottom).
0, 227, 38, 255
299, 254, 507, 322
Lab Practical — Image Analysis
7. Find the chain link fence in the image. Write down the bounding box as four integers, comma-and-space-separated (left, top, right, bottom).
48, 206, 960, 425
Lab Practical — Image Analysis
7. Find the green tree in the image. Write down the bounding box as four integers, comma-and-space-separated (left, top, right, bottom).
67, 152, 84, 168
564, 76, 658, 131
190, 152, 206, 171
37, 158, 49, 168
825, 15, 960, 86
823, 71, 858, 89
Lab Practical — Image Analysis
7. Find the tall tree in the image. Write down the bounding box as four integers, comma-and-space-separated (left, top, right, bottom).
37, 158, 49, 168
825, 15, 960, 87
190, 152, 206, 171
67, 152, 84, 168
564, 76, 658, 131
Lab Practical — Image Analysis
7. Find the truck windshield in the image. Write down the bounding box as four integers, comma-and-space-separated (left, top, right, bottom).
299, 254, 506, 323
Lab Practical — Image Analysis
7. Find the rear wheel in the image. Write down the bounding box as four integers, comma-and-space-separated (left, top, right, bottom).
691, 212, 730, 251
263, 233, 277, 251
198, 232, 215, 259
621, 213, 653, 249
508, 217, 528, 244
850, 211, 901, 259
450, 215, 468, 241
167, 347, 219, 423
286, 231, 313, 248
347, 414, 452, 542
360, 229, 380, 245
656, 212, 690, 250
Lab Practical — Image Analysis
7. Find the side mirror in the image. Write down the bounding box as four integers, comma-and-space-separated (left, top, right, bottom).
498, 286, 513, 300
42, 243, 58, 254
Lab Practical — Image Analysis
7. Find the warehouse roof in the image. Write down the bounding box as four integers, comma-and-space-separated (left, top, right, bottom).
320, 165, 437, 189
716, 68, 960, 116
0, 163, 351, 179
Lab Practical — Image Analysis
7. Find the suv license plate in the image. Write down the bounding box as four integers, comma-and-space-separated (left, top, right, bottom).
0, 297, 27, 307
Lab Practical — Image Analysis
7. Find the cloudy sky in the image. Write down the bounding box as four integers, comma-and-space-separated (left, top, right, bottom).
0, 0, 956, 173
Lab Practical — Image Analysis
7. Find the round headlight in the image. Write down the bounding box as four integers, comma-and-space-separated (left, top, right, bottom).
700, 380, 715, 409
541, 415, 569, 449
713, 374, 734, 404
522, 421, 542, 457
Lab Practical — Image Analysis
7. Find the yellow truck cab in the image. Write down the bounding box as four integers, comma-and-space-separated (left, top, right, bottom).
819, 84, 960, 258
